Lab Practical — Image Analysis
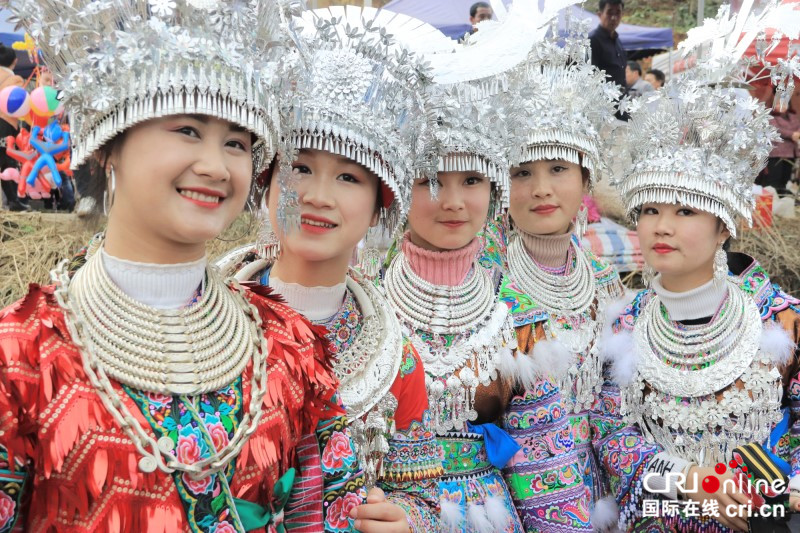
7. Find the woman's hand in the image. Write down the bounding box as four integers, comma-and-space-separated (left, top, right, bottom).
680, 466, 750, 532
790, 489, 800, 513
350, 487, 410, 533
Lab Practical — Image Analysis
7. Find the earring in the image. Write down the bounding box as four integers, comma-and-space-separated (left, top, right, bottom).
713, 244, 728, 285
575, 203, 589, 240
642, 265, 656, 288
255, 209, 281, 263
103, 164, 116, 216
358, 227, 383, 280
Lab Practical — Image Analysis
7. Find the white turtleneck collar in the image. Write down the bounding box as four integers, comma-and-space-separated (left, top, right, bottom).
101, 249, 207, 309
651, 276, 729, 321
268, 274, 347, 322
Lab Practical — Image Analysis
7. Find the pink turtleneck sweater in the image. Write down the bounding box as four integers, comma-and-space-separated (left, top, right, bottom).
401, 233, 481, 286
517, 227, 573, 269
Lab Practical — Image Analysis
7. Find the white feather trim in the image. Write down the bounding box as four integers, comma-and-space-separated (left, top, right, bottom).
496, 345, 518, 381
466, 503, 495, 533
601, 330, 637, 386
591, 496, 620, 532
484, 495, 511, 531
513, 351, 540, 389
760, 322, 795, 366
439, 498, 463, 533
531, 338, 576, 381
598, 326, 633, 364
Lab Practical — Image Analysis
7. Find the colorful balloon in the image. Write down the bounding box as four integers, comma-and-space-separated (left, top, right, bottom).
29, 86, 60, 118
0, 86, 30, 118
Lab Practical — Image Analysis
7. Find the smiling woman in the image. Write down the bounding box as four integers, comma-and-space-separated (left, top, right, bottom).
0, 2, 347, 532
218, 7, 443, 533
101, 115, 254, 264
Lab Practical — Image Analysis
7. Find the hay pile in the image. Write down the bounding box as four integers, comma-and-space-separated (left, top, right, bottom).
3, 209, 800, 307
1, 211, 258, 307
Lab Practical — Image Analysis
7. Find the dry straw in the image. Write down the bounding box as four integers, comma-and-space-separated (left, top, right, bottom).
1, 212, 258, 307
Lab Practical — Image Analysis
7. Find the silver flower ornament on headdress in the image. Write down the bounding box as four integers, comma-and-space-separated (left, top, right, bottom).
613, 0, 800, 237
516, 8, 621, 188
271, 5, 437, 234
5, 0, 286, 170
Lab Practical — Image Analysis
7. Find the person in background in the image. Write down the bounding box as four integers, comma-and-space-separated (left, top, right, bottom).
469, 2, 492, 30
758, 87, 800, 196
37, 67, 54, 87
589, 0, 626, 94
625, 60, 653, 98
0, 44, 29, 211
644, 68, 665, 89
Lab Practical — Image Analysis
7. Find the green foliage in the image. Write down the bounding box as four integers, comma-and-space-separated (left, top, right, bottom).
617, 0, 725, 42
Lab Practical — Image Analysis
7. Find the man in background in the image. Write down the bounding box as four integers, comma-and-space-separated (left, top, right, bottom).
645, 68, 665, 89
589, 0, 626, 93
469, 2, 492, 30
626, 60, 654, 98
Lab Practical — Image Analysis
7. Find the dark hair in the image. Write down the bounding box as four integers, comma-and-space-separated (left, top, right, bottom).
599, 0, 624, 11
0, 45, 16, 68
646, 69, 666, 84
470, 2, 490, 17
626, 61, 642, 75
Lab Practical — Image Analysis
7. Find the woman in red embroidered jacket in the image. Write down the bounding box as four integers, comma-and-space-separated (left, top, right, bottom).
0, 2, 349, 532
216, 7, 444, 532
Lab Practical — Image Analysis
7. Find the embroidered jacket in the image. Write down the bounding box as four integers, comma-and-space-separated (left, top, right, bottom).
0, 282, 342, 532
480, 220, 625, 532
232, 257, 443, 533
593, 253, 800, 532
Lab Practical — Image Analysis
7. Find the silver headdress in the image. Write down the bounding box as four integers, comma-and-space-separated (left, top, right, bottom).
275, 6, 436, 234
614, 0, 800, 236
517, 8, 621, 187
419, 0, 576, 212
6, 0, 285, 170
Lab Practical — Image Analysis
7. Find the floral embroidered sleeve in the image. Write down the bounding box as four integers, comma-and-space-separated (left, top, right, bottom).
0, 291, 46, 533
317, 394, 367, 533
590, 379, 665, 531
774, 302, 800, 482
0, 448, 26, 533
378, 342, 444, 532
590, 297, 666, 532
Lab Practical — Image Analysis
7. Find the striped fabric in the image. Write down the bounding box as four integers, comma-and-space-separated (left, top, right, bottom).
581, 218, 644, 273
283, 433, 324, 532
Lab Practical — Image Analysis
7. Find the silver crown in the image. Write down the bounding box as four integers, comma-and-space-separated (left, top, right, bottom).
6, 0, 285, 170
419, 0, 574, 212
517, 13, 621, 187
274, 6, 435, 234
614, 0, 800, 236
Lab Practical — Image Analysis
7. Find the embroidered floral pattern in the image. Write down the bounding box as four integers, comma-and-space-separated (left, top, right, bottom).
125, 381, 244, 533
317, 412, 366, 533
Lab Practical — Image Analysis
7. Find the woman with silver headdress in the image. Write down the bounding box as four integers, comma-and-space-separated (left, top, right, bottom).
382, 76, 525, 532
218, 7, 444, 532
478, 23, 625, 532
596, 3, 800, 532
0, 1, 350, 532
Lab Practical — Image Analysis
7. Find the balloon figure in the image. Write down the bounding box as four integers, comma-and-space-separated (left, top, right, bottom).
27, 121, 69, 190
5, 130, 40, 196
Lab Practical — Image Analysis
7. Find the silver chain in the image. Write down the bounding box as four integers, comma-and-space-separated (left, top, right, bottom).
52, 251, 269, 479
506, 233, 595, 317
384, 253, 496, 335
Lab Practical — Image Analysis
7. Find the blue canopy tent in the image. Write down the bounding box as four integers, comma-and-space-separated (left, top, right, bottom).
381, 0, 673, 58
0, 9, 35, 78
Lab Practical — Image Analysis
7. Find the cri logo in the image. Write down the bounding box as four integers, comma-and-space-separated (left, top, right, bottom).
701, 457, 751, 493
